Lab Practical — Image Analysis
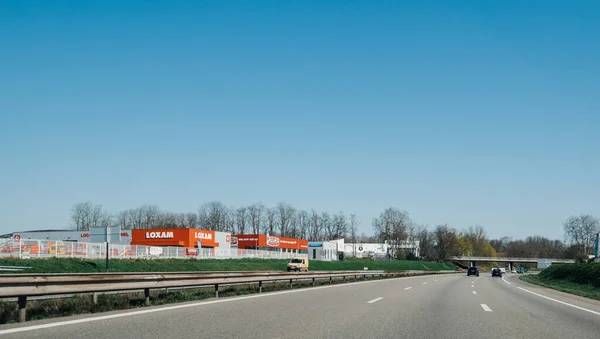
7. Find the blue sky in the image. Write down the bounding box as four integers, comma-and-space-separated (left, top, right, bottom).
1, 1, 598, 240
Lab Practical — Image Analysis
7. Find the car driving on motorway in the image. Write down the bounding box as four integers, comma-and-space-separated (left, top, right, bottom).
491, 268, 502, 277
467, 266, 479, 277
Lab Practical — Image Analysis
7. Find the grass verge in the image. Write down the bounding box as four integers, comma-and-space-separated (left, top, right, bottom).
519, 263, 600, 301
0, 257, 455, 274
0, 274, 407, 324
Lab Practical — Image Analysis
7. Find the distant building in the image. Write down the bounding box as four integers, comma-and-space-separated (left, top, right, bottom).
0, 228, 132, 245
233, 234, 308, 254
344, 240, 419, 258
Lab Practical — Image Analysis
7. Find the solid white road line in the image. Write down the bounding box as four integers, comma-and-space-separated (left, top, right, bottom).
0, 274, 441, 335
422, 282, 428, 285
367, 297, 384, 304
517, 287, 600, 316
481, 304, 493, 312
502, 277, 511, 285
404, 287, 412, 290
473, 291, 477, 295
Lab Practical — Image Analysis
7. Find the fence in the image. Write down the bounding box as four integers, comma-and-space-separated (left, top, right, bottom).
0, 239, 302, 260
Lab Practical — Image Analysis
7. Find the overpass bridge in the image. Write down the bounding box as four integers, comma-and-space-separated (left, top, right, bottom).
448, 256, 575, 270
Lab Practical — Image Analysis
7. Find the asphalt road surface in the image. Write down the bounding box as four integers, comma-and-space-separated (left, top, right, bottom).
1, 273, 599, 338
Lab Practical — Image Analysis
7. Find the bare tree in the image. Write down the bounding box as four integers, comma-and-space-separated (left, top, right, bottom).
265, 207, 278, 235
563, 214, 600, 255
320, 212, 333, 240
224, 206, 236, 233
235, 207, 247, 234
198, 201, 228, 231
415, 225, 435, 260
297, 210, 310, 239
247, 203, 264, 234
433, 224, 459, 261
332, 212, 347, 239
349, 214, 359, 257
372, 207, 410, 258
276, 202, 295, 237
186, 212, 198, 228
115, 210, 130, 229
310, 209, 320, 241
464, 225, 489, 256
70, 202, 112, 231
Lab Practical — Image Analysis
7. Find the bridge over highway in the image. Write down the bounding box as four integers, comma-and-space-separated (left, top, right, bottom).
449, 256, 576, 270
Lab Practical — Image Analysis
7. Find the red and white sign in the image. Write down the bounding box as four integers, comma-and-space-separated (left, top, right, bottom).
266, 236, 280, 247
80, 233, 90, 237
185, 248, 199, 256
230, 237, 238, 246
13, 235, 21, 242
226, 235, 231, 242
146, 231, 174, 239
194, 232, 212, 240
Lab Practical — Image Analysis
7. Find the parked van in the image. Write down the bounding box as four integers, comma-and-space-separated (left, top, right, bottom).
287, 256, 309, 272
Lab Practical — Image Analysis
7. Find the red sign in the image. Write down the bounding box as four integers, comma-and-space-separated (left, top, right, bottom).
266, 236, 280, 247
185, 248, 199, 256
13, 235, 21, 242
121, 232, 129, 237
80, 233, 90, 237
230, 237, 238, 246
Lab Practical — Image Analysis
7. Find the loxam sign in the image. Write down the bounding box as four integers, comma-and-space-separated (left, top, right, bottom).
194, 232, 212, 240
145, 231, 174, 239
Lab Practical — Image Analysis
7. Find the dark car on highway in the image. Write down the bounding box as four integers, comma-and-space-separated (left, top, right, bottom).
491, 268, 502, 277
467, 266, 479, 277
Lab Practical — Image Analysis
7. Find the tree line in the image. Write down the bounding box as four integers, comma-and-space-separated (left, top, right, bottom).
70, 201, 599, 260
70, 201, 364, 242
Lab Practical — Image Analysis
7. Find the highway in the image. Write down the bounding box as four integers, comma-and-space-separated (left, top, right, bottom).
0, 273, 599, 338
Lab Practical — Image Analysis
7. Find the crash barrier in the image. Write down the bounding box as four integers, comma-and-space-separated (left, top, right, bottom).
0, 239, 300, 260
0, 270, 461, 322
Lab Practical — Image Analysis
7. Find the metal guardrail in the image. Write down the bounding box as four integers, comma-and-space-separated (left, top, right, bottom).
449, 256, 576, 264
0, 270, 460, 322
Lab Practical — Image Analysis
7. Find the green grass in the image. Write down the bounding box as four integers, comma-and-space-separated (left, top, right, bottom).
0, 257, 455, 274
520, 263, 600, 301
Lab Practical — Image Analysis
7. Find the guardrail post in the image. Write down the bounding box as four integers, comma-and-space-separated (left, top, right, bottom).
215, 284, 219, 298
18, 296, 27, 322
259, 281, 263, 293
312, 278, 315, 286
92, 292, 98, 305
144, 288, 150, 306
329, 277, 332, 284
343, 275, 346, 282
289, 279, 293, 289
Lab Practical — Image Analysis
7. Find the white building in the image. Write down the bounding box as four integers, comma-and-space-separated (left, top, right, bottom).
308, 240, 340, 261
344, 240, 419, 258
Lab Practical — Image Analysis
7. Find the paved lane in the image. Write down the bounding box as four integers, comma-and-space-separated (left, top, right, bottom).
0, 273, 598, 339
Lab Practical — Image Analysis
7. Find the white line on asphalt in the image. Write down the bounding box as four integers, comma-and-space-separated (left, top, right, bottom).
502, 277, 511, 285
367, 297, 384, 304
481, 304, 493, 312
0, 274, 438, 335
472, 291, 477, 295
516, 287, 600, 316
422, 282, 428, 285
404, 287, 412, 290
471, 285, 474, 288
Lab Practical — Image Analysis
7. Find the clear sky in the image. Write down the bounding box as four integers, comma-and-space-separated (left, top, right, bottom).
1, 1, 598, 240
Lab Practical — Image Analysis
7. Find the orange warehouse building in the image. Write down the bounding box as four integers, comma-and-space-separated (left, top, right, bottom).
233, 234, 308, 253
131, 228, 231, 249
